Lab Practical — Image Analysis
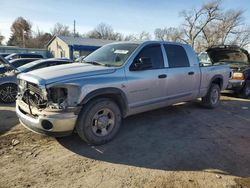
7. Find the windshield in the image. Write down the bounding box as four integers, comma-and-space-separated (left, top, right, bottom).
83, 43, 139, 67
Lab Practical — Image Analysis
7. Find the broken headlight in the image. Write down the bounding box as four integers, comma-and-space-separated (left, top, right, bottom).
47, 87, 68, 110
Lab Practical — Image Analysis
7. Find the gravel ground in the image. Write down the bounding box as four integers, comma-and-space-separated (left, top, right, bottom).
0, 94, 250, 188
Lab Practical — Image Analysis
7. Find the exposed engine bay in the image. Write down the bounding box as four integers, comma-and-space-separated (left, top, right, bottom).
17, 79, 80, 113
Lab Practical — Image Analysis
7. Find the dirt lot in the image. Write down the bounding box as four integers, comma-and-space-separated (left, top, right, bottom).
0, 94, 250, 188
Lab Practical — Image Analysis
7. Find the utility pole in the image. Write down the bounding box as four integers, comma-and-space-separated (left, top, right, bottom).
73, 20, 76, 37
22, 29, 25, 48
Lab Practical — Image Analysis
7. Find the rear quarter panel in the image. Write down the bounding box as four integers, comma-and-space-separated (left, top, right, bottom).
199, 64, 230, 97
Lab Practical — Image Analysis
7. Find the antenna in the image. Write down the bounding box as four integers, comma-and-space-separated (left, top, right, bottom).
73, 20, 76, 37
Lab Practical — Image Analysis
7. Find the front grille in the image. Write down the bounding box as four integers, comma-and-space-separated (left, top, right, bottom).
20, 81, 47, 109
27, 82, 42, 96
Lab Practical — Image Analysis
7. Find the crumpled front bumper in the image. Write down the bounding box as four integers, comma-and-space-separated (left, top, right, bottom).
16, 100, 78, 137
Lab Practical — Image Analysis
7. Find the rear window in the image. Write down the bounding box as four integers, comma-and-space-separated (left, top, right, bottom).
164, 44, 190, 68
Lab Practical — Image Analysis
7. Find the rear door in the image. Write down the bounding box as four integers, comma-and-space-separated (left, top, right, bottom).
163, 44, 200, 101
125, 44, 168, 111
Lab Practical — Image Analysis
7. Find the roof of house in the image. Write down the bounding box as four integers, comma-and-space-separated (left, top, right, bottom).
47, 35, 115, 47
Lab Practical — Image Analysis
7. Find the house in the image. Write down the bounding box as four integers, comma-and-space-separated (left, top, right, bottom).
47, 36, 114, 60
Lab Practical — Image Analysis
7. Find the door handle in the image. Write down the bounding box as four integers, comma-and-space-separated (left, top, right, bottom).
158, 74, 167, 79
188, 71, 195, 75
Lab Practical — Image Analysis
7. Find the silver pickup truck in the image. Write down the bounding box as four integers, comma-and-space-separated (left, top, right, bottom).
16, 41, 230, 145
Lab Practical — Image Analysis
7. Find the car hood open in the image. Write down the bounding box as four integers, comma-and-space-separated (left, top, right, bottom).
206, 46, 250, 67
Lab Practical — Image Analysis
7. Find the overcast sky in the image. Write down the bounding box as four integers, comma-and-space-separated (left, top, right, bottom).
1, 0, 250, 43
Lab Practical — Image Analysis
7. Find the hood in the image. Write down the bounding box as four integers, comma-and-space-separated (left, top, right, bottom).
206, 46, 250, 71
17, 63, 116, 85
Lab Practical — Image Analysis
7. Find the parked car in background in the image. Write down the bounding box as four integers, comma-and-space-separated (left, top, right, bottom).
0, 58, 41, 75
5, 53, 44, 61
16, 41, 230, 145
199, 46, 250, 98
0, 53, 11, 58
9, 58, 41, 68
0, 58, 73, 103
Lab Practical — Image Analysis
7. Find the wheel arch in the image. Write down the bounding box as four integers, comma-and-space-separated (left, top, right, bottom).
210, 75, 223, 89
0, 81, 18, 87
79, 87, 129, 118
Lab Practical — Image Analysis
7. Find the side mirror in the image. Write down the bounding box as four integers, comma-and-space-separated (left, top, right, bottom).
131, 57, 152, 71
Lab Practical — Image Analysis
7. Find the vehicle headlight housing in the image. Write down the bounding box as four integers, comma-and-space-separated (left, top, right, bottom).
46, 85, 81, 110
232, 72, 245, 80
47, 87, 68, 109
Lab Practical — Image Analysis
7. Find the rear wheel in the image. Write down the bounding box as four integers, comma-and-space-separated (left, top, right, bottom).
202, 84, 221, 109
76, 98, 122, 145
0, 83, 17, 103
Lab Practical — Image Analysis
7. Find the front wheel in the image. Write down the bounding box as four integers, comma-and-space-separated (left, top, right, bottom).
202, 84, 221, 109
0, 83, 17, 103
76, 98, 122, 145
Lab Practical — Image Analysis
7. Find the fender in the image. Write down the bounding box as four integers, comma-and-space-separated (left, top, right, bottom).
80, 87, 129, 117
210, 75, 223, 89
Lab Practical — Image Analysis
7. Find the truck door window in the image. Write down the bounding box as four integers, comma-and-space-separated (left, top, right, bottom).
132, 45, 164, 70
164, 44, 190, 68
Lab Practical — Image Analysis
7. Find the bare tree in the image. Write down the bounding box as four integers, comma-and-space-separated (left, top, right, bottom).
154, 27, 183, 42
229, 26, 250, 48
0, 32, 4, 45
51, 23, 71, 36
138, 31, 151, 40
201, 9, 244, 48
180, 0, 221, 48
124, 34, 138, 41
27, 28, 52, 48
87, 23, 123, 41
7, 17, 32, 47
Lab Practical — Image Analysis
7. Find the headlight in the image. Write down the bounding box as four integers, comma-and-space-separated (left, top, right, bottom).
232, 72, 245, 80
47, 87, 68, 109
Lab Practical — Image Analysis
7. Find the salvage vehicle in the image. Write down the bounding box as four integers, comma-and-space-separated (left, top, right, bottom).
0, 58, 72, 103
199, 45, 250, 98
16, 41, 230, 145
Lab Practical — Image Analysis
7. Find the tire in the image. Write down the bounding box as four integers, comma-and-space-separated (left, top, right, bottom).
0, 83, 17, 104
202, 84, 221, 109
76, 98, 122, 145
240, 81, 250, 99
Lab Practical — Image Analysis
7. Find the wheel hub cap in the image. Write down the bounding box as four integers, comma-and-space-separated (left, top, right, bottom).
211, 89, 219, 104
97, 115, 109, 128
92, 108, 115, 137
0, 86, 17, 103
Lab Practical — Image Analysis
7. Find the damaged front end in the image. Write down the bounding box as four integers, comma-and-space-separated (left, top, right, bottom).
17, 79, 81, 114
16, 78, 80, 136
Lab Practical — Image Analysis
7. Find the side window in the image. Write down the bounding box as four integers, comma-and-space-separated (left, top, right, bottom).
132, 45, 164, 70
18, 60, 28, 67
21, 54, 28, 58
34, 54, 43, 58
30, 63, 48, 71
47, 61, 57, 66
48, 61, 65, 66
164, 44, 190, 68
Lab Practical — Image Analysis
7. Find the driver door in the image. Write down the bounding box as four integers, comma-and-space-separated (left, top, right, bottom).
125, 44, 168, 113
